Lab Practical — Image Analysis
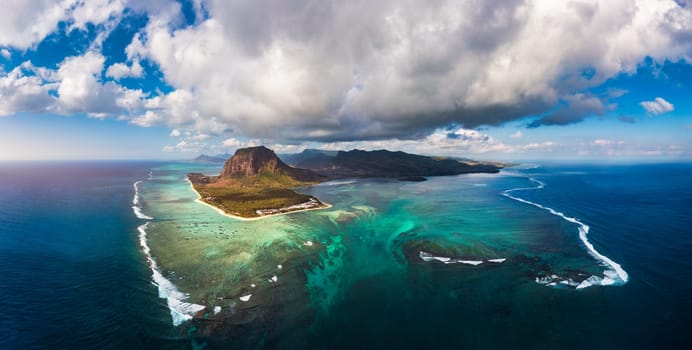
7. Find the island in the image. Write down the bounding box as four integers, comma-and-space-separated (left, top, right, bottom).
189, 146, 504, 219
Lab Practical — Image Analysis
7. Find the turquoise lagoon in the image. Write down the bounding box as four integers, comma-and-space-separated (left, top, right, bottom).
135, 162, 643, 348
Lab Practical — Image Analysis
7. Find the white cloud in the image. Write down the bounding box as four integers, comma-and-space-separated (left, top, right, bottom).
0, 0, 136, 49
169, 129, 181, 137
511, 130, 523, 139
126, 0, 692, 141
70, 0, 126, 31
191, 133, 210, 140
0, 49, 10, 59
115, 88, 144, 111
131, 110, 162, 127
55, 51, 126, 115
222, 137, 259, 148
106, 60, 143, 80
56, 52, 106, 111
640, 97, 674, 115
0, 52, 145, 118
1, 0, 691, 152
0, 63, 55, 116
162, 140, 205, 153
521, 141, 558, 151
0, 0, 76, 49
593, 139, 625, 146
269, 143, 306, 154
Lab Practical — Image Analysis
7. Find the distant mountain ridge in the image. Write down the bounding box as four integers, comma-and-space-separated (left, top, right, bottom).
280, 148, 502, 178
279, 149, 337, 169
193, 153, 233, 163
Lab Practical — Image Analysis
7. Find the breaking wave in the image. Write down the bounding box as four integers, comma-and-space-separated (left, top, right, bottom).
132, 181, 153, 220
502, 178, 629, 289
133, 180, 205, 326
419, 251, 505, 266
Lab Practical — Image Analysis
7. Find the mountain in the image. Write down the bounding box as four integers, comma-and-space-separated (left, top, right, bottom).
214, 152, 232, 160
194, 154, 225, 163
279, 149, 502, 179
188, 146, 327, 218
279, 149, 337, 169
221, 146, 324, 182
188, 146, 501, 218
193, 153, 234, 163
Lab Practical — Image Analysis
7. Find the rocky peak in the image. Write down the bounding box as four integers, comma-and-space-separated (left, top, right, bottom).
221, 146, 286, 177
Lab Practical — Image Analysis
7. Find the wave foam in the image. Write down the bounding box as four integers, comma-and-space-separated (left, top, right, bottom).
132, 206, 153, 220
133, 181, 141, 205
137, 223, 204, 325
320, 180, 357, 186
419, 251, 484, 265
503, 177, 629, 289
138, 223, 205, 326
132, 181, 153, 220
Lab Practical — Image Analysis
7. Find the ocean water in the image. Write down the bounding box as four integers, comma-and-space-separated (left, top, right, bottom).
0, 162, 188, 349
1, 162, 691, 349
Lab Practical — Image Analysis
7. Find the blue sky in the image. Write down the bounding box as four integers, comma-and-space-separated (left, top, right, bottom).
0, 0, 690, 161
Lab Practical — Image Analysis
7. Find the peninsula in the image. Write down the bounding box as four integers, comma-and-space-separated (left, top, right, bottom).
188, 146, 329, 219
189, 146, 504, 219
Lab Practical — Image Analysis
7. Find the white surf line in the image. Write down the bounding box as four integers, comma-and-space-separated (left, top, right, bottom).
132, 181, 153, 220
133, 179, 205, 326
133, 181, 141, 205
419, 251, 503, 266
137, 223, 205, 326
502, 177, 629, 286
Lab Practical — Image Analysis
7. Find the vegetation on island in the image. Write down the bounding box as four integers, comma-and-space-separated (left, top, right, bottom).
188, 146, 327, 218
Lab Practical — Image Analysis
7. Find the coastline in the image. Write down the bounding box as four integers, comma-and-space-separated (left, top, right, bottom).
186, 178, 332, 221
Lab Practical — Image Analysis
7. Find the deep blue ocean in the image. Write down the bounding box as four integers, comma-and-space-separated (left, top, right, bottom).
1, 161, 690, 349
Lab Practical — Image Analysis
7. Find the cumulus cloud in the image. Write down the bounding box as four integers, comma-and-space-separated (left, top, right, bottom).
123, 0, 692, 142
169, 129, 181, 137
640, 97, 674, 115
162, 140, 205, 153
511, 130, 523, 139
0, 49, 10, 59
0, 63, 55, 116
55, 51, 143, 116
0, 50, 147, 118
222, 137, 259, 148
0, 0, 132, 49
1, 0, 692, 151
105, 60, 143, 80
131, 110, 162, 127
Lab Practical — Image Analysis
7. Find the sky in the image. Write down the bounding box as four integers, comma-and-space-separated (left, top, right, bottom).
0, 0, 690, 161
